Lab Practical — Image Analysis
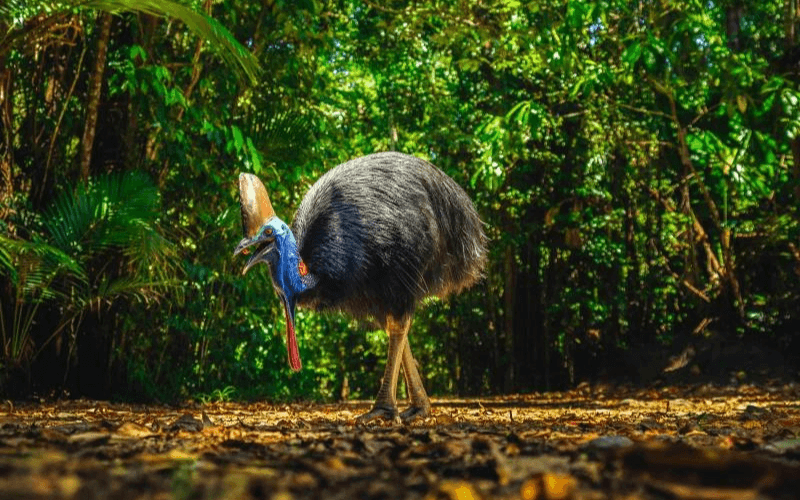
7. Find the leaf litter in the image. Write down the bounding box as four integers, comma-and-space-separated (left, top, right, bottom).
0, 383, 799, 499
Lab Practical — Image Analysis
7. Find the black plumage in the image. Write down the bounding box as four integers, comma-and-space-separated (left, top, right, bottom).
293, 152, 486, 320
234, 152, 487, 422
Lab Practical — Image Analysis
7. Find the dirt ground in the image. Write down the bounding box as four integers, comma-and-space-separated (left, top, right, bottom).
1, 383, 800, 499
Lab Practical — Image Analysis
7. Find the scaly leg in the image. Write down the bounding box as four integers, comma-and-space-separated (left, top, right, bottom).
400, 340, 431, 422
356, 315, 409, 423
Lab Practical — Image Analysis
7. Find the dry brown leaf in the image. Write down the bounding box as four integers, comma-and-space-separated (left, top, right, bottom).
114, 421, 154, 438
428, 480, 482, 500
0, 386, 797, 499
521, 473, 576, 500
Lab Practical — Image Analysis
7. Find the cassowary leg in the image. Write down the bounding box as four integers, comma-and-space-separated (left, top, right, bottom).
400, 341, 431, 422
356, 315, 409, 423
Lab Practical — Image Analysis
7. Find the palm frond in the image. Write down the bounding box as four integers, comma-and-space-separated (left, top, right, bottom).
0, 244, 13, 281
0, 235, 87, 302
90, 275, 178, 309
0, 0, 60, 27
245, 109, 318, 165
42, 170, 180, 299
88, 171, 160, 249
123, 223, 179, 282
1, 0, 260, 83
0, 0, 72, 57
80, 0, 259, 83
45, 171, 159, 258
0, 0, 24, 27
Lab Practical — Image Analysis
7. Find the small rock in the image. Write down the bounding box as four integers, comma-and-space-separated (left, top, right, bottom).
764, 438, 800, 454
583, 435, 634, 450
168, 413, 204, 432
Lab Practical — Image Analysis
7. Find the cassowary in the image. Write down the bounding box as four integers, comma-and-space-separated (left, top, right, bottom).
234, 152, 487, 423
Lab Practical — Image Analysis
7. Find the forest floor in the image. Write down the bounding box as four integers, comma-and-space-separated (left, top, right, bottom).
1, 383, 800, 499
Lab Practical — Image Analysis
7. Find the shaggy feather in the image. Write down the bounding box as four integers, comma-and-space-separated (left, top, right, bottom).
292, 152, 487, 323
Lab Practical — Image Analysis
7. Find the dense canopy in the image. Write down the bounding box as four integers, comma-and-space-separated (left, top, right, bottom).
1, 0, 798, 401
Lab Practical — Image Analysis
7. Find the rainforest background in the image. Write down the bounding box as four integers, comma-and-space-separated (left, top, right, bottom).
1, 0, 798, 402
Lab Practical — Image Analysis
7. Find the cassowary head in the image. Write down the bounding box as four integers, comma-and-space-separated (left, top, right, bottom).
233, 173, 306, 371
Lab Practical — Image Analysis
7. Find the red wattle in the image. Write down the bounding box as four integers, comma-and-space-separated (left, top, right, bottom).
283, 303, 302, 371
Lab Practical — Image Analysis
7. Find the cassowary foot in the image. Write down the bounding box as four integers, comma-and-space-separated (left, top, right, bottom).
356, 405, 400, 424
400, 405, 431, 423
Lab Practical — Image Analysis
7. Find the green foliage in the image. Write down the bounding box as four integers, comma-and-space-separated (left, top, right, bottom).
0, 0, 260, 82
0, 173, 177, 392
1, 0, 799, 399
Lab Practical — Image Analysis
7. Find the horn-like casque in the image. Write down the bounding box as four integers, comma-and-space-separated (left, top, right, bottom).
239, 173, 276, 238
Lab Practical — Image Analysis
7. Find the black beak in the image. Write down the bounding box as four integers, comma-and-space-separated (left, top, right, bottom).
233, 237, 255, 258
234, 233, 275, 275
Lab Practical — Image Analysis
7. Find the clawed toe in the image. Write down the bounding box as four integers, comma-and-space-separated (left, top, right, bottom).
356, 405, 400, 424
400, 405, 431, 423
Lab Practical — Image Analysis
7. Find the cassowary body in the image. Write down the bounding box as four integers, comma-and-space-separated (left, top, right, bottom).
234, 152, 487, 422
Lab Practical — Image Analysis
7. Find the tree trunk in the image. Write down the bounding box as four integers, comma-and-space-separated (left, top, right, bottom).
543, 248, 557, 391
726, 4, 743, 51
503, 245, 516, 392
664, 85, 745, 326
80, 13, 112, 183
484, 277, 499, 395
515, 241, 542, 391
0, 54, 13, 217
788, 1, 800, 199
787, 0, 798, 47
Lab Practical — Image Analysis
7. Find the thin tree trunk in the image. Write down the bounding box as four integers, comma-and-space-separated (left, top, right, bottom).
80, 13, 113, 183
787, 0, 798, 46
0, 55, 13, 217
726, 4, 743, 51
485, 277, 498, 395
657, 81, 745, 324
521, 241, 540, 390
153, 0, 211, 186
503, 245, 516, 392
543, 248, 557, 391
611, 151, 631, 356
788, 1, 800, 198
623, 175, 639, 335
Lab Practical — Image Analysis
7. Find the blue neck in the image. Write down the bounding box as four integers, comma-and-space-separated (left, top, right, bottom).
266, 218, 311, 299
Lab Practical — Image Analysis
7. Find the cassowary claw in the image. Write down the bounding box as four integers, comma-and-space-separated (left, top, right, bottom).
356, 405, 400, 424
400, 405, 431, 423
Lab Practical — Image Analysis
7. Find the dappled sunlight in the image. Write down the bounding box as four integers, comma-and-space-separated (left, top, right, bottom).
1, 384, 799, 498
